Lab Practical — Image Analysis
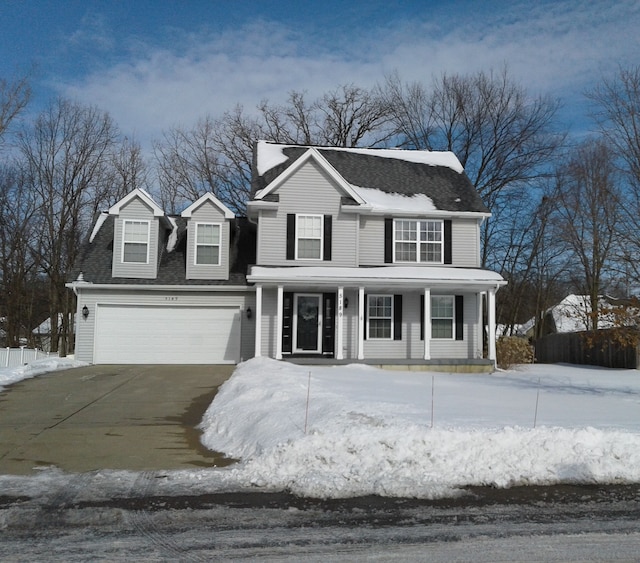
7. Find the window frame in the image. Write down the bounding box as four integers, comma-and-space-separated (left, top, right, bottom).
367, 294, 394, 340
194, 222, 221, 266
431, 295, 455, 340
393, 219, 444, 264
122, 219, 150, 264
295, 213, 324, 260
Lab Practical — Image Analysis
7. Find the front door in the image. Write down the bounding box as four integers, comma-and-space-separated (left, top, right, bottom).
294, 294, 322, 353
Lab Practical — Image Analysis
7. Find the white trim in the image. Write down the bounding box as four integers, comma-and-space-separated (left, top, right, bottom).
255, 285, 263, 357
393, 218, 444, 265
366, 294, 394, 340
488, 289, 497, 362
340, 206, 491, 219
181, 192, 235, 219
121, 219, 150, 264
254, 147, 367, 205
194, 222, 221, 266
295, 213, 324, 260
66, 283, 253, 292
109, 188, 164, 217
431, 295, 455, 340
358, 287, 365, 360
336, 287, 344, 360
276, 285, 283, 360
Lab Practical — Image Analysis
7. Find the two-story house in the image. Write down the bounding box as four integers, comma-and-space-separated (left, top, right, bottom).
246, 142, 505, 370
67, 141, 505, 370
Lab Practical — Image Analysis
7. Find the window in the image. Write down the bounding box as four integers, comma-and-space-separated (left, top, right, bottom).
195, 223, 220, 265
367, 295, 393, 339
296, 214, 323, 259
394, 219, 443, 263
122, 220, 149, 263
431, 295, 454, 339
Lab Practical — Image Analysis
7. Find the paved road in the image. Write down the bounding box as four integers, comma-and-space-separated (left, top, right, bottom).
0, 364, 234, 474
1, 481, 640, 561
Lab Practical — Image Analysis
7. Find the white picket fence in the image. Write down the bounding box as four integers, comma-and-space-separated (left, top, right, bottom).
0, 347, 54, 368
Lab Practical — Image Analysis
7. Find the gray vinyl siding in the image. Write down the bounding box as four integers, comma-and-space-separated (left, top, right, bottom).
112, 198, 159, 279
256, 159, 358, 266
359, 215, 481, 268
257, 288, 478, 361
75, 288, 254, 363
184, 203, 230, 280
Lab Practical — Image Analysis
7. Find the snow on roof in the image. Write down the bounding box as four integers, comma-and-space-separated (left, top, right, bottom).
256, 140, 464, 176
89, 212, 109, 243
166, 216, 179, 253
350, 186, 437, 213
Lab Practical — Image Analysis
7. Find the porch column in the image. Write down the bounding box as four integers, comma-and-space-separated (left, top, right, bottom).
275, 285, 283, 360
357, 286, 365, 360
487, 288, 497, 363
254, 284, 263, 357
423, 288, 431, 360
477, 292, 484, 358
336, 286, 344, 360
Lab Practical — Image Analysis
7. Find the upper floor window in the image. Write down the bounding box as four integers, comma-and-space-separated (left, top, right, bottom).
195, 223, 221, 265
394, 219, 443, 263
122, 220, 149, 263
296, 214, 323, 260
367, 295, 393, 339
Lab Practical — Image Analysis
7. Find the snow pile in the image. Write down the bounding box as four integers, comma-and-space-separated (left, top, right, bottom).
201, 358, 640, 499
0, 357, 88, 392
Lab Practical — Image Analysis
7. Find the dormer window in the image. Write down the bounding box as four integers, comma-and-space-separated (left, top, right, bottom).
122, 220, 150, 263
394, 219, 443, 263
296, 214, 323, 260
195, 223, 221, 265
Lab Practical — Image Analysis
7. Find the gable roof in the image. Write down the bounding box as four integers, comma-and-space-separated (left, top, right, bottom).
181, 192, 235, 219
251, 141, 489, 215
108, 188, 165, 217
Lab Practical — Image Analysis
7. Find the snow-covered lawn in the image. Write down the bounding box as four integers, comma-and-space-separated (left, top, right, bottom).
200, 358, 640, 499
0, 357, 87, 392
2, 357, 640, 500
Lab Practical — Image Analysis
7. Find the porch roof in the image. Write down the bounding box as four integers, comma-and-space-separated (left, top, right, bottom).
248, 266, 506, 292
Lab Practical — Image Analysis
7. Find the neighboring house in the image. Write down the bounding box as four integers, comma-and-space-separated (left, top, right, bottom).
67, 189, 256, 364
32, 314, 71, 352
246, 142, 505, 369
68, 142, 506, 369
518, 294, 631, 338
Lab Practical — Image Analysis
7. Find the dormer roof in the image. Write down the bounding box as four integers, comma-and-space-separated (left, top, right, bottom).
181, 192, 235, 219
108, 188, 165, 217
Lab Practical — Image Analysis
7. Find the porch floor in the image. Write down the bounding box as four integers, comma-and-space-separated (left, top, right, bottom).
285, 357, 495, 373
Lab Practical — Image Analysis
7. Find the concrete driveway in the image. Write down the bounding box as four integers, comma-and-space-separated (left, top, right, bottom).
0, 364, 235, 475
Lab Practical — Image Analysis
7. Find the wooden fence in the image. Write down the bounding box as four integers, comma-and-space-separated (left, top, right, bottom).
534, 330, 639, 369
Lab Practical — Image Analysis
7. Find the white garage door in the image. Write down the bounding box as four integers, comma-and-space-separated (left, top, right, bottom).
94, 305, 241, 364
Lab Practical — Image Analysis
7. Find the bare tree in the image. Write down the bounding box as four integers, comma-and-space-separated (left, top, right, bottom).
550, 138, 621, 330
381, 68, 564, 267
154, 84, 394, 213
0, 74, 31, 144
18, 98, 119, 354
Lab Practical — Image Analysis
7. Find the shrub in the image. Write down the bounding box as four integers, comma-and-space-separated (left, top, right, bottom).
496, 336, 534, 369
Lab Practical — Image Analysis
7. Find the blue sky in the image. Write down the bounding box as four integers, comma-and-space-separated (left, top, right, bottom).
2, 0, 639, 149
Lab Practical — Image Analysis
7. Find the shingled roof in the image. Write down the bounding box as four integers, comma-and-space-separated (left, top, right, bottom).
252, 142, 489, 214
68, 215, 255, 286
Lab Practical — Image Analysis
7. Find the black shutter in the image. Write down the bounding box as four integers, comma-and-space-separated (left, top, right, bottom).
384, 218, 393, 263
444, 219, 452, 264
322, 293, 336, 355
286, 214, 295, 260
455, 295, 464, 340
323, 215, 332, 261
393, 294, 402, 341
282, 292, 294, 353
363, 293, 368, 340
420, 294, 425, 340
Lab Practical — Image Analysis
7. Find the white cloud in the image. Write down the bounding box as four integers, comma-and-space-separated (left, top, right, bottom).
54, 1, 640, 149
